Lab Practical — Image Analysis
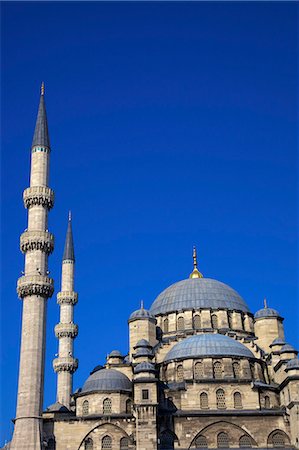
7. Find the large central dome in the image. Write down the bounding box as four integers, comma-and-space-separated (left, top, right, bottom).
150, 278, 250, 316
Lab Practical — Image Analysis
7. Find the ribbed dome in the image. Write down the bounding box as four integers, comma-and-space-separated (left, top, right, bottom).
129, 307, 155, 322
254, 307, 281, 319
82, 368, 132, 393
164, 334, 254, 362
286, 358, 299, 370
109, 350, 123, 357
150, 278, 249, 316
134, 362, 156, 374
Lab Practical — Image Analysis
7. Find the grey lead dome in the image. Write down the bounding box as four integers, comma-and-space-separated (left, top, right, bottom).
82, 368, 132, 393
164, 334, 254, 362
150, 278, 250, 316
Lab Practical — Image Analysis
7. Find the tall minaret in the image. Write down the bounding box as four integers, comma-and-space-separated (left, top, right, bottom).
12, 83, 54, 450
53, 213, 78, 408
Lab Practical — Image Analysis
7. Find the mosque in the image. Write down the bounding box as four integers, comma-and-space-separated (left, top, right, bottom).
9, 86, 299, 450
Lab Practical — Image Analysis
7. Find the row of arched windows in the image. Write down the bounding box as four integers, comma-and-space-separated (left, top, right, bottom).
198, 390, 243, 409
84, 436, 129, 450
176, 360, 242, 382
163, 312, 250, 333
82, 398, 132, 416
194, 431, 286, 448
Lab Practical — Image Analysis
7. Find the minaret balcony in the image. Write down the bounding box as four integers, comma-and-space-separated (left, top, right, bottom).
57, 291, 78, 305
55, 323, 78, 338
23, 186, 54, 209
53, 356, 78, 373
20, 230, 54, 254
17, 275, 54, 299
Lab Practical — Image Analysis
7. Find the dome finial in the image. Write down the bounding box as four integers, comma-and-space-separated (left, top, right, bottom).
189, 246, 203, 279
264, 297, 268, 308
140, 299, 144, 309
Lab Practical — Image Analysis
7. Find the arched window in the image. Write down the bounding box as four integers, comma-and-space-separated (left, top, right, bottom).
102, 435, 112, 449
232, 361, 240, 378
120, 437, 129, 449
126, 398, 132, 414
228, 312, 233, 328
177, 316, 184, 331
271, 432, 285, 448
82, 400, 89, 415
160, 431, 174, 449
264, 395, 270, 409
213, 361, 223, 379
84, 438, 93, 450
103, 397, 112, 414
163, 318, 169, 333
200, 392, 209, 409
239, 435, 252, 448
216, 389, 226, 409
48, 438, 55, 450
240, 314, 245, 330
211, 314, 218, 329
233, 392, 242, 409
194, 361, 204, 379
193, 315, 201, 330
195, 435, 208, 448
217, 432, 229, 448
177, 364, 184, 382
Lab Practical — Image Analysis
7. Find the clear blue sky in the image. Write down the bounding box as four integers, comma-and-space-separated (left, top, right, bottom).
1, 1, 298, 445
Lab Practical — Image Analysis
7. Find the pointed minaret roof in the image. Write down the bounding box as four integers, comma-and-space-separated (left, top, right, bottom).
63, 211, 75, 261
32, 82, 50, 148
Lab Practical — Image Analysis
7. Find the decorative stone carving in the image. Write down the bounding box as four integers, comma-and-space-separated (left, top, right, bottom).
55, 323, 78, 339
53, 356, 78, 373
23, 186, 54, 209
57, 291, 78, 305
20, 230, 54, 254
17, 275, 54, 299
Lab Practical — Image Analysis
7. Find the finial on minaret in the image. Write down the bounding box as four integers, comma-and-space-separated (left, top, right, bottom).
264, 297, 268, 308
63, 212, 75, 261
140, 300, 144, 309
68, 210, 72, 221
41, 81, 45, 96
189, 246, 203, 279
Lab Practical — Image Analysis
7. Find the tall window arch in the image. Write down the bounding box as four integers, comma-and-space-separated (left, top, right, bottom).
217, 432, 229, 448
232, 361, 240, 378
177, 316, 184, 331
211, 314, 218, 329
264, 395, 270, 409
200, 392, 209, 409
82, 400, 89, 416
193, 315, 201, 330
233, 392, 242, 408
195, 435, 208, 448
213, 361, 223, 379
126, 398, 132, 414
103, 397, 112, 414
216, 388, 226, 409
101, 436, 112, 449
194, 361, 204, 379
239, 435, 252, 448
177, 364, 184, 382
84, 438, 93, 450
271, 432, 285, 448
228, 311, 233, 328
120, 437, 129, 449
163, 318, 169, 333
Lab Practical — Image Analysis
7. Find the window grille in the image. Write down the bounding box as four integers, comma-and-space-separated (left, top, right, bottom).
194, 361, 204, 379
177, 316, 184, 331
213, 361, 223, 379
82, 400, 89, 416
163, 318, 169, 333
177, 365, 184, 382
211, 314, 218, 329
239, 435, 251, 448
103, 398, 112, 414
142, 389, 149, 400
126, 399, 132, 414
120, 437, 129, 449
264, 395, 270, 409
217, 432, 229, 448
233, 392, 242, 409
84, 438, 93, 450
271, 432, 285, 448
232, 361, 240, 378
102, 436, 112, 449
200, 392, 209, 409
47, 438, 55, 450
193, 315, 201, 330
216, 389, 226, 409
195, 435, 208, 448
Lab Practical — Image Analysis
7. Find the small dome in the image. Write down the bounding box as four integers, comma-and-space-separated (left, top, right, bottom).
164, 334, 254, 362
46, 402, 69, 413
135, 347, 154, 357
150, 278, 250, 316
82, 368, 132, 393
90, 364, 103, 375
270, 337, 286, 347
254, 307, 281, 319
134, 362, 156, 374
109, 350, 123, 357
286, 358, 299, 370
135, 339, 151, 348
129, 307, 156, 322
280, 344, 297, 354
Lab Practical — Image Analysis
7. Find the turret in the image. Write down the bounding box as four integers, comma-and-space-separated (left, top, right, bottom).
254, 298, 285, 353
53, 213, 78, 408
11, 84, 54, 450
128, 301, 157, 358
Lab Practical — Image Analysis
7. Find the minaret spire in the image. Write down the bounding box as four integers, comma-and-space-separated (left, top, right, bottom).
54, 213, 78, 408
189, 246, 203, 279
12, 85, 54, 450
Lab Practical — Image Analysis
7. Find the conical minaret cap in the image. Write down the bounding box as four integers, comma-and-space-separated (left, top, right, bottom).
32, 82, 50, 148
63, 212, 75, 261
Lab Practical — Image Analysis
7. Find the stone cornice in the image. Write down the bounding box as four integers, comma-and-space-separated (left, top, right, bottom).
55, 323, 78, 338
53, 357, 78, 373
20, 230, 54, 254
17, 275, 54, 299
23, 186, 54, 209
57, 291, 78, 305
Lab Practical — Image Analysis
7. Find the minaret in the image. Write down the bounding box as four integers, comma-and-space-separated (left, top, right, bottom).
53, 212, 78, 408
12, 83, 54, 450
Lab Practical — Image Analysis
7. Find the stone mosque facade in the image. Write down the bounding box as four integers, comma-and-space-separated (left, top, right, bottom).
8, 86, 299, 450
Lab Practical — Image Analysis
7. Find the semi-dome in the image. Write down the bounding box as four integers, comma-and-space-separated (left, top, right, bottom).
286, 358, 299, 371
45, 402, 69, 413
82, 368, 132, 393
280, 344, 297, 354
254, 307, 281, 319
150, 278, 250, 316
164, 333, 254, 362
270, 337, 286, 347
134, 362, 156, 374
